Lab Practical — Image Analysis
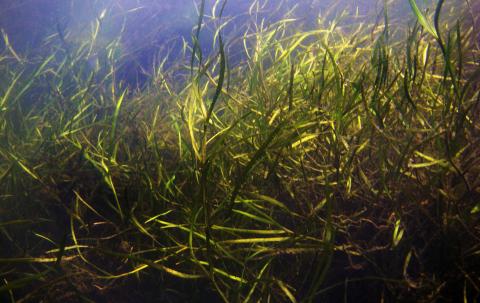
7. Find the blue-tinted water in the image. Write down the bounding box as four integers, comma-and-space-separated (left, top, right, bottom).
0, 0, 415, 87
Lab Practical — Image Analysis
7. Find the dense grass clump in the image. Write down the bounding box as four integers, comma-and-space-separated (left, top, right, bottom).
0, 0, 479, 302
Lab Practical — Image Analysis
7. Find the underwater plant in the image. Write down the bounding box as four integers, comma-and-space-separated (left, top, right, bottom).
0, 0, 479, 302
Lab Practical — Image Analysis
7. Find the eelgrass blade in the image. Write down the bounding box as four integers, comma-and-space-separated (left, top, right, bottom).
191, 0, 206, 76
408, 0, 438, 39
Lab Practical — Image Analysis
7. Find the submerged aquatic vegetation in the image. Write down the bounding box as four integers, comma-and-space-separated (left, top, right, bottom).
0, 0, 479, 302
